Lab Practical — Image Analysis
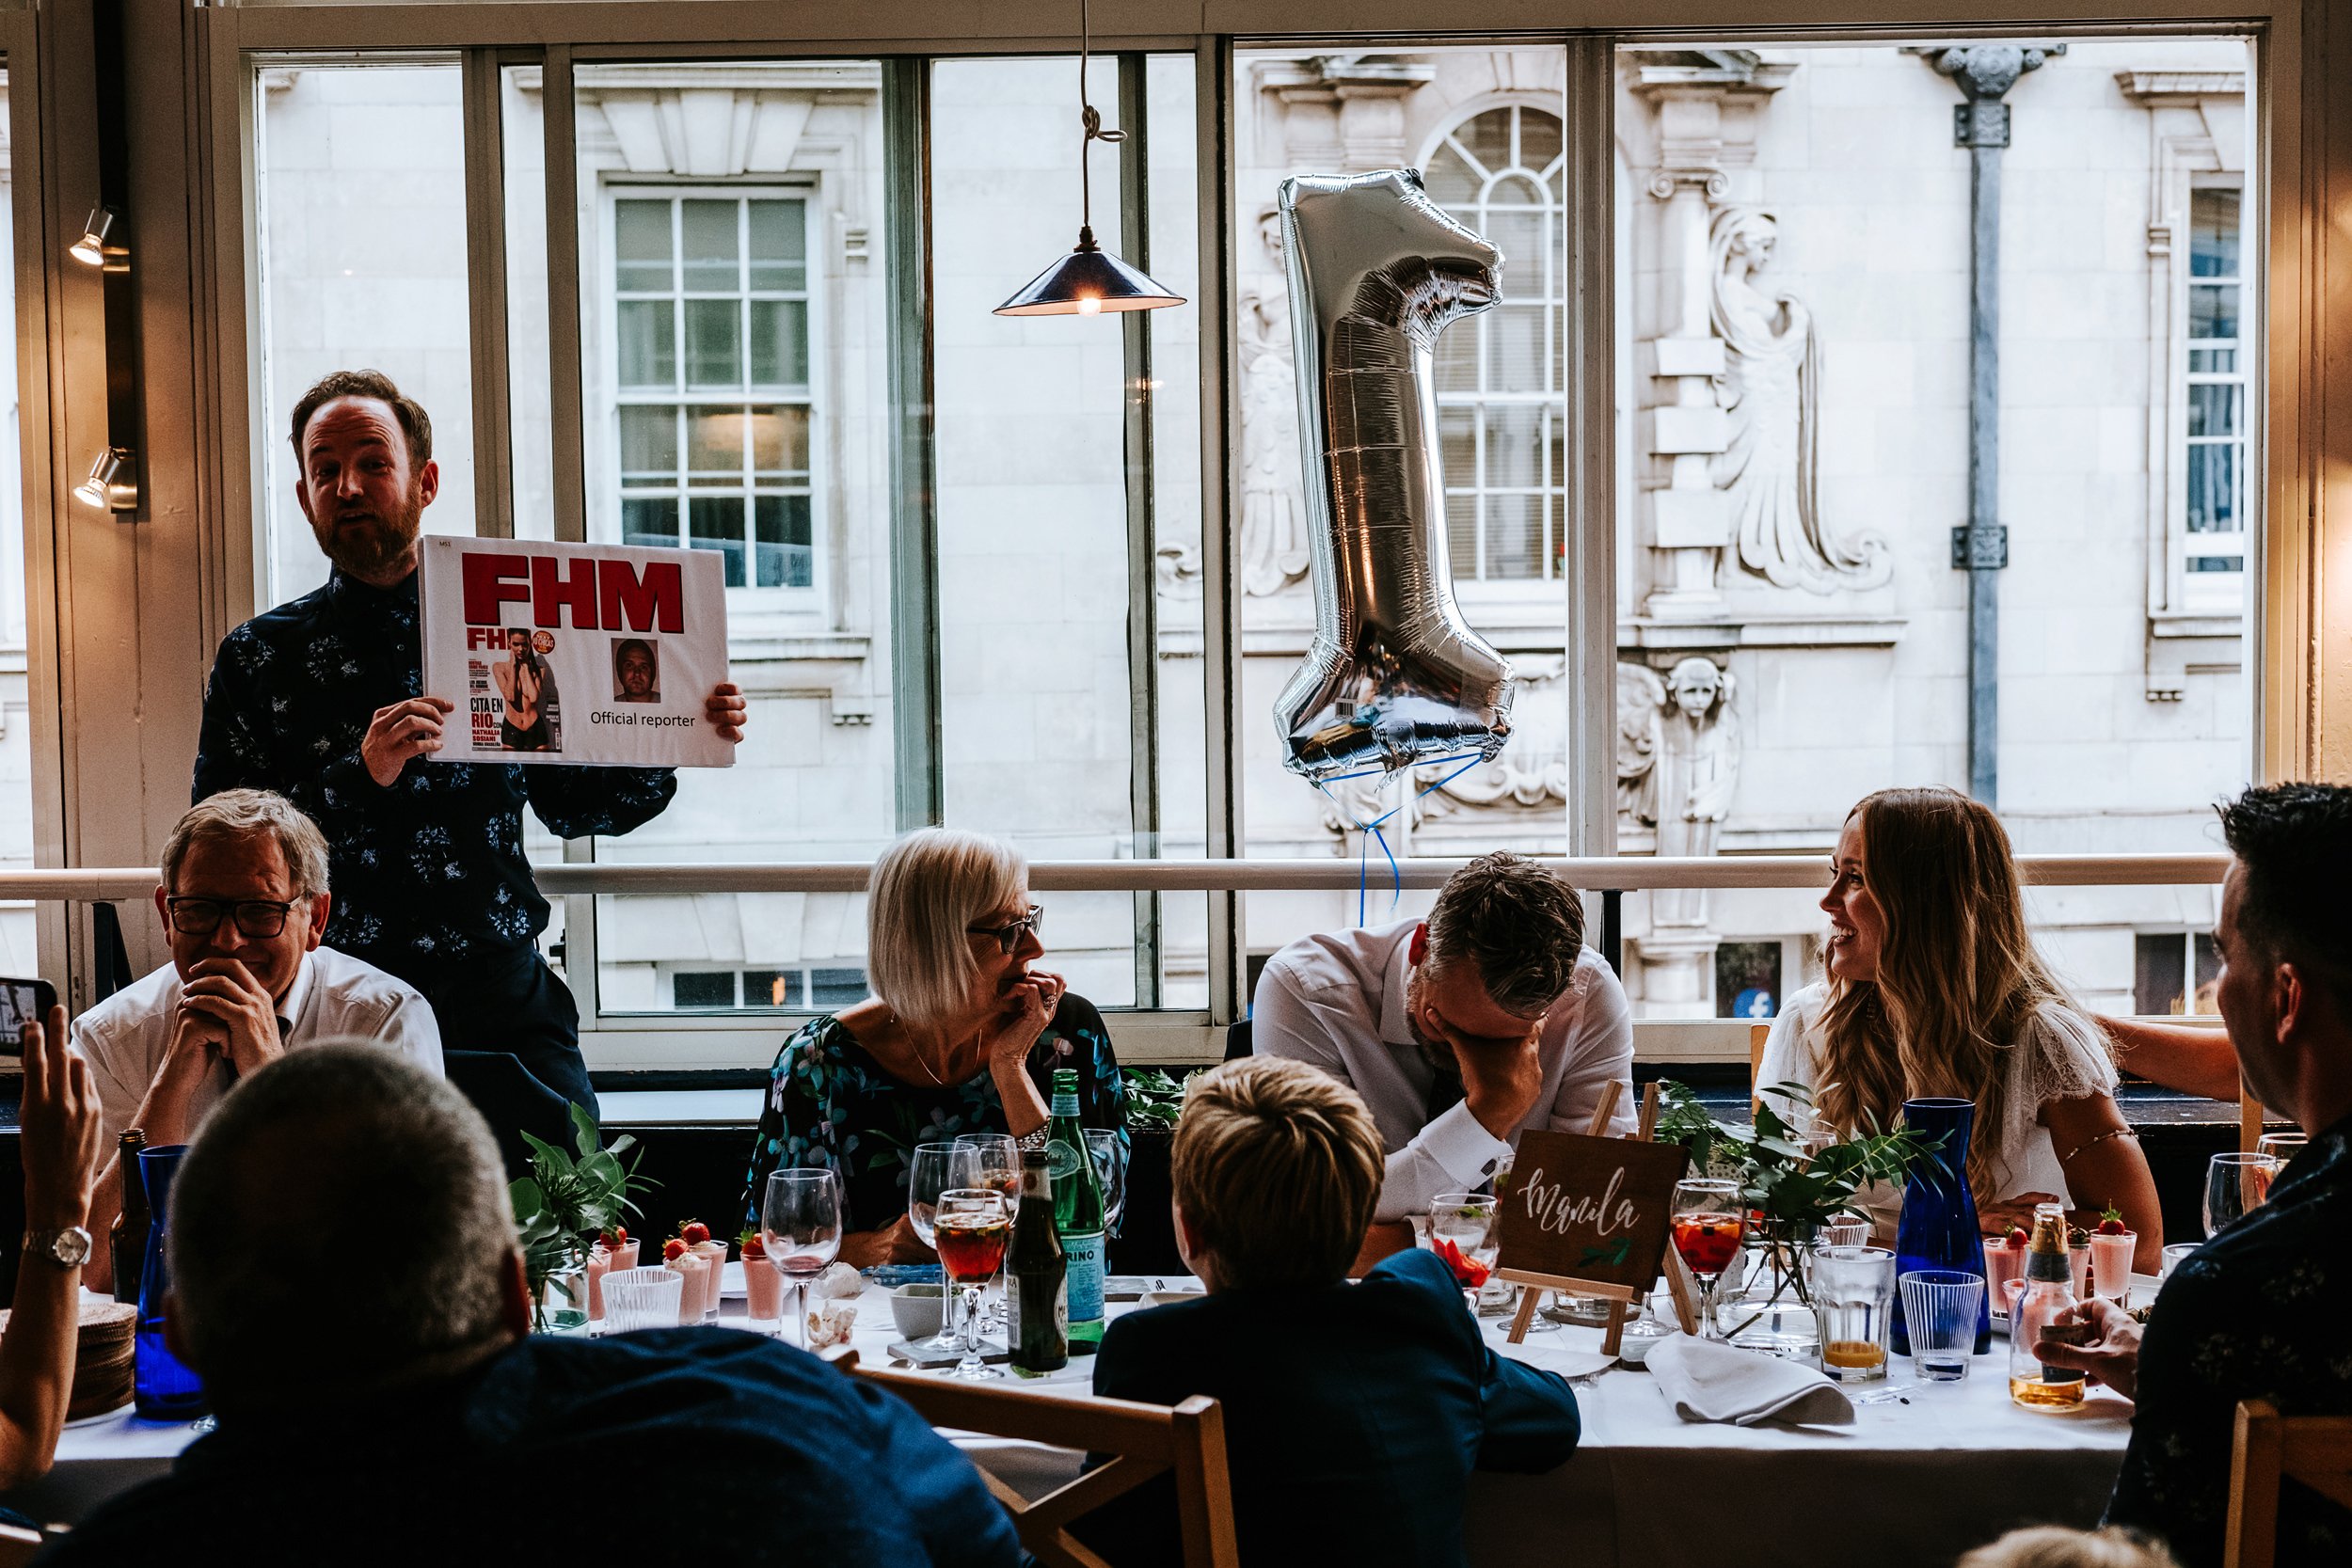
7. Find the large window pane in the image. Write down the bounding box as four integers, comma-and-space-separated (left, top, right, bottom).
0, 67, 37, 971
1233, 46, 1572, 978
561, 60, 894, 1017
254, 60, 476, 607
1609, 39, 2255, 1019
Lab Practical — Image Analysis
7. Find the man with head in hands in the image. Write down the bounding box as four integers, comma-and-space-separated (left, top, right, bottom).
2034, 784, 2352, 1568
70, 789, 441, 1294
1254, 850, 1635, 1265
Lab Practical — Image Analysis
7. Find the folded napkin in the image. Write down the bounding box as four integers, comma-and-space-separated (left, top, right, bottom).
1646, 1334, 1855, 1427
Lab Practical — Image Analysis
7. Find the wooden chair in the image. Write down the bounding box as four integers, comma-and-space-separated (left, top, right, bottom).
1749, 1021, 1770, 1120
2225, 1399, 2352, 1568
0, 1523, 39, 1567
825, 1347, 1239, 1568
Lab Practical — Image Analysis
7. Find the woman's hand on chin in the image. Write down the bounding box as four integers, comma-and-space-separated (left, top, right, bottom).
984, 971, 1064, 1071
839, 1216, 932, 1269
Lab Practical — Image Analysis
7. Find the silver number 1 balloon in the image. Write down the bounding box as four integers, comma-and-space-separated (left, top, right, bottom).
1271, 168, 1517, 784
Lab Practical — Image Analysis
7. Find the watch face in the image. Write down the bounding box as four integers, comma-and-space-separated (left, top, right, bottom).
49, 1227, 91, 1266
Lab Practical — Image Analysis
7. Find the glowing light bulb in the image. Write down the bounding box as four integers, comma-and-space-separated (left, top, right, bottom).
1076, 294, 1103, 316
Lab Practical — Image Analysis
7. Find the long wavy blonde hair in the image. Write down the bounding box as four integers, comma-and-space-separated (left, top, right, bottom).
1815, 788, 2087, 1196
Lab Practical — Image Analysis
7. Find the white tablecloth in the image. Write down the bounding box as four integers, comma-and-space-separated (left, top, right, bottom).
24, 1285, 2132, 1567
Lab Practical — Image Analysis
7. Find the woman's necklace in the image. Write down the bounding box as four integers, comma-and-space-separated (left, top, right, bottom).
887, 1009, 954, 1088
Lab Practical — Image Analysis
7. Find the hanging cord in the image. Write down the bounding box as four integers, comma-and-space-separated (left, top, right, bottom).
1312, 753, 1490, 927
1075, 0, 1121, 248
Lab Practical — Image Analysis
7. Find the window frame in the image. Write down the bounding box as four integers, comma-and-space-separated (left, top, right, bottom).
594, 181, 829, 614
159, 6, 2318, 1072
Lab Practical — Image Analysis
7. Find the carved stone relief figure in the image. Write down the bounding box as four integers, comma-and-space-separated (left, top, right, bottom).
1708, 206, 1891, 594
1615, 663, 1665, 827
1239, 207, 1311, 596
1650, 656, 1740, 929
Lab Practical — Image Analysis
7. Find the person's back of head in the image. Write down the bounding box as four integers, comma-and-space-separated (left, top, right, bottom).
1172, 1057, 1382, 1291
168, 1043, 521, 1412
1958, 1527, 2178, 1568
1425, 850, 1585, 1019
2217, 782, 2352, 1116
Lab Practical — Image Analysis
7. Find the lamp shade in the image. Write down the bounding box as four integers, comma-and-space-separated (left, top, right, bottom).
994, 230, 1184, 317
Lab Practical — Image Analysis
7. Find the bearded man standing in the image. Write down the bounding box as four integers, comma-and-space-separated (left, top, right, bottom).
194, 370, 748, 1118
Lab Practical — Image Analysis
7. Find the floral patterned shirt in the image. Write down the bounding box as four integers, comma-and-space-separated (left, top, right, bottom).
739, 993, 1129, 1235
2105, 1114, 2352, 1567
194, 570, 678, 970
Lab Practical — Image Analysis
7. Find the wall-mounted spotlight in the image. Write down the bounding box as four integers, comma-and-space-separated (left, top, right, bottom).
73, 448, 136, 513
69, 206, 127, 271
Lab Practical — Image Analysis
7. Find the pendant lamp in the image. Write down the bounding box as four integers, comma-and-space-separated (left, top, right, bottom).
993, 0, 1184, 317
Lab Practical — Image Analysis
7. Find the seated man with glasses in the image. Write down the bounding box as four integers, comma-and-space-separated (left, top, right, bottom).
71, 789, 440, 1293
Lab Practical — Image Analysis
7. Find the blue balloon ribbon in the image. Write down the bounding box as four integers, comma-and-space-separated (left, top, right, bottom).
1312, 752, 1491, 927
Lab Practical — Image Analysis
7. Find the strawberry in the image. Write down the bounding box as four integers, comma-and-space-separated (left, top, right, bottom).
739, 1232, 767, 1261
662, 1237, 689, 1262
2097, 1205, 2129, 1237
679, 1220, 711, 1247
600, 1226, 628, 1250
2005, 1226, 2028, 1248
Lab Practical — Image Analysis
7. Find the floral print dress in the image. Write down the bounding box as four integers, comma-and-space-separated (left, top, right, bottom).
740, 992, 1129, 1234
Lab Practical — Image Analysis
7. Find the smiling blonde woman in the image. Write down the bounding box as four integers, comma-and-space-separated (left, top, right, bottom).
1757, 787, 2164, 1268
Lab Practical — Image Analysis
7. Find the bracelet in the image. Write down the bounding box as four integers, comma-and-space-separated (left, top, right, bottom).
2058, 1126, 2141, 1164
1015, 1127, 1050, 1152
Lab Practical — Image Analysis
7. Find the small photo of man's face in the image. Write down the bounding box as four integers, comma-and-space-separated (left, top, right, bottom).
613, 638, 659, 702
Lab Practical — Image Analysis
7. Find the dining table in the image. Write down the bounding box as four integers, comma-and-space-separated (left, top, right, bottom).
18, 1275, 2137, 1566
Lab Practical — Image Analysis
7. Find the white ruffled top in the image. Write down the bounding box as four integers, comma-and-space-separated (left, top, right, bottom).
1756, 982, 2119, 1212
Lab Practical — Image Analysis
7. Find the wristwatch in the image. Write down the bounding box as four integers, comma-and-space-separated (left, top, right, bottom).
22, 1227, 93, 1269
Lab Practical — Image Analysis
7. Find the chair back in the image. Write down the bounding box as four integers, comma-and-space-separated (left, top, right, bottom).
826, 1348, 1239, 1568
1749, 1021, 1770, 1119
1222, 1017, 1253, 1062
2225, 1398, 2352, 1568
0, 1523, 41, 1566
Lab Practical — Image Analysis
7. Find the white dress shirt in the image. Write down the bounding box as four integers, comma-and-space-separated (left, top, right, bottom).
73, 944, 445, 1149
1253, 919, 1637, 1222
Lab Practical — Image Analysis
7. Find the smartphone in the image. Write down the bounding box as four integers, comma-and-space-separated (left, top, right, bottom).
0, 977, 57, 1054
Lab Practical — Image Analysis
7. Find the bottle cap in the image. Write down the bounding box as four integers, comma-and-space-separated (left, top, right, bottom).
1053, 1066, 1080, 1092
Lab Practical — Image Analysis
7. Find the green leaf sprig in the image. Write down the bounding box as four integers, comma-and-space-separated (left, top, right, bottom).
510, 1103, 660, 1326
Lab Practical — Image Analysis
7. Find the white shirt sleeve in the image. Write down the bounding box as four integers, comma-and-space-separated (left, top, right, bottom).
70, 1013, 149, 1150
1755, 987, 1820, 1123
378, 990, 446, 1079
1373, 1102, 1511, 1224
1543, 959, 1637, 1139
1249, 954, 1347, 1075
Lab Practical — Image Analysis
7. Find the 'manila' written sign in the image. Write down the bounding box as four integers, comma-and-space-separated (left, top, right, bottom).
1496, 1130, 1690, 1293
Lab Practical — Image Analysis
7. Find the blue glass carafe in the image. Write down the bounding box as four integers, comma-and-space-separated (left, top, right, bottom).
134, 1145, 209, 1420
1890, 1098, 1992, 1356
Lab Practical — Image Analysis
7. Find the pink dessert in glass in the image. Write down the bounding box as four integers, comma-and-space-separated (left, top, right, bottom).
664, 1245, 708, 1324
2089, 1223, 2136, 1306
2068, 1236, 2092, 1298
741, 1239, 784, 1323
586, 1245, 611, 1322
691, 1241, 729, 1319
1981, 1229, 2026, 1316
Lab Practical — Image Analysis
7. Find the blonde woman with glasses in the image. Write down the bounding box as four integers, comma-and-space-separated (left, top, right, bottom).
738, 829, 1127, 1268
1757, 787, 2164, 1270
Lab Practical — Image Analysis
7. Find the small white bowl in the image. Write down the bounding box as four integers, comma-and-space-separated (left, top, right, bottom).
890, 1283, 945, 1340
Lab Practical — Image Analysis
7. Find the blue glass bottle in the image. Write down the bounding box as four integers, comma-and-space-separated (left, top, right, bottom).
1890, 1097, 1992, 1356
134, 1145, 209, 1420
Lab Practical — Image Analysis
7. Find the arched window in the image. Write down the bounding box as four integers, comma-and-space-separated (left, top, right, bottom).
1422, 104, 1565, 583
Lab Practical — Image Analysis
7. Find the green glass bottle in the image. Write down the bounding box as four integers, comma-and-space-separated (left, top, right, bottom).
1007, 1149, 1068, 1375
1048, 1067, 1107, 1344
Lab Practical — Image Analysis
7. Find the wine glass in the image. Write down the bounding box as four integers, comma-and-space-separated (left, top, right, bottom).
1671, 1178, 1746, 1340
906, 1141, 972, 1350
761, 1167, 844, 1349
1427, 1194, 1501, 1313
932, 1188, 1011, 1381
2256, 1131, 2307, 1164
2203, 1151, 2283, 1238
954, 1134, 1022, 1325
1083, 1130, 1128, 1236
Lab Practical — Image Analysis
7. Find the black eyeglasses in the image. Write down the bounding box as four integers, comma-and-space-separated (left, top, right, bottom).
967, 904, 1044, 956
166, 897, 301, 939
